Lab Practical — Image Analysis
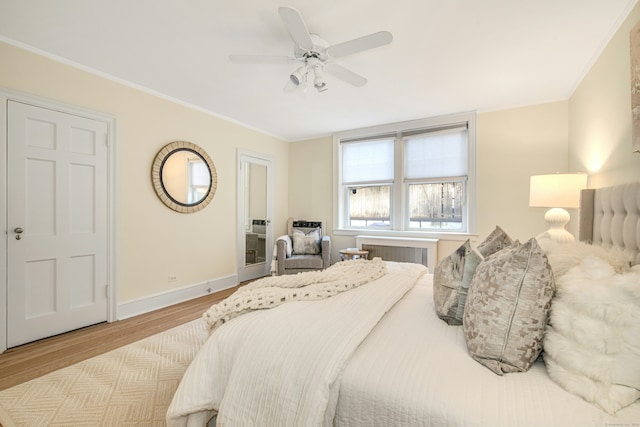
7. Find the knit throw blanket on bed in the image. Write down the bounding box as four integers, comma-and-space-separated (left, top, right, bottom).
203, 258, 387, 331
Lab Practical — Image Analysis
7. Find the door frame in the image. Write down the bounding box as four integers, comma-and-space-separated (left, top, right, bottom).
236, 149, 274, 282
0, 88, 117, 353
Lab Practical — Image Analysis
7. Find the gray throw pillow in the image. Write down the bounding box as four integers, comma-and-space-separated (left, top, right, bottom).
463, 238, 555, 375
433, 240, 482, 325
292, 228, 321, 255
477, 225, 514, 258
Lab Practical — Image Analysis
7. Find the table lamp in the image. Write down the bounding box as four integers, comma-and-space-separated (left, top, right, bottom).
529, 173, 587, 243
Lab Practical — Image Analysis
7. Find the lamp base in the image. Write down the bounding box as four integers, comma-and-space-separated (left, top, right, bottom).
536, 207, 575, 243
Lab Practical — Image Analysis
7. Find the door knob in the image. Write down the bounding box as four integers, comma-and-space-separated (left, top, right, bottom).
14, 227, 23, 240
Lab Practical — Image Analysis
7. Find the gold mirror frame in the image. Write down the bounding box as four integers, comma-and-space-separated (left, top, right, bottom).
151, 141, 217, 213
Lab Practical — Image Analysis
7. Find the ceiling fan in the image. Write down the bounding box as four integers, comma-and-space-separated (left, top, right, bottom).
229, 6, 393, 93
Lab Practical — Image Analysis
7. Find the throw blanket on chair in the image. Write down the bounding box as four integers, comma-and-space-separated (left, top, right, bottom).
269, 235, 289, 275
203, 258, 387, 331
167, 261, 426, 427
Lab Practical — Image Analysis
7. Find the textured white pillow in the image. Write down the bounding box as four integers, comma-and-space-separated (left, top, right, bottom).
537, 237, 633, 278
543, 256, 640, 414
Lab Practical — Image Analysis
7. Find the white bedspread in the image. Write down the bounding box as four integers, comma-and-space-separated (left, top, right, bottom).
166, 261, 426, 427
332, 274, 640, 427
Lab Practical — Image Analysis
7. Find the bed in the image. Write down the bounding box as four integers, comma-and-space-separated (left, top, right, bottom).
167, 182, 640, 427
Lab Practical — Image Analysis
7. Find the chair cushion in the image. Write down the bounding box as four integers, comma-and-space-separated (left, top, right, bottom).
284, 255, 324, 270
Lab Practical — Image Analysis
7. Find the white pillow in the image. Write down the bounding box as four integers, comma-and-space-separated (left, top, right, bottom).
543, 256, 640, 414
537, 237, 633, 278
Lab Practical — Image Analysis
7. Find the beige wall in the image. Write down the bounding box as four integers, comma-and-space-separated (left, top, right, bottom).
289, 101, 570, 263
0, 42, 290, 303
477, 102, 571, 241
288, 136, 334, 227
569, 2, 640, 186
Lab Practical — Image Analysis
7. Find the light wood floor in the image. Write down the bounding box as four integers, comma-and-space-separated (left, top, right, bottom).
0, 283, 247, 391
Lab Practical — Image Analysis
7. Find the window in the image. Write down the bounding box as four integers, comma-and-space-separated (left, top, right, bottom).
407, 181, 464, 230
341, 138, 394, 228
335, 112, 476, 234
348, 185, 391, 227
187, 157, 210, 204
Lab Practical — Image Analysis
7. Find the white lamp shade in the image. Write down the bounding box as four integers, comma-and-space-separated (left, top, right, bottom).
529, 173, 588, 208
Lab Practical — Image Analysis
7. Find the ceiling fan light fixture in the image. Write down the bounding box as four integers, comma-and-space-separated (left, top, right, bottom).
290, 65, 308, 85
313, 63, 327, 91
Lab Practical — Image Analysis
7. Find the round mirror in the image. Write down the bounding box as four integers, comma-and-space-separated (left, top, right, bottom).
151, 141, 217, 213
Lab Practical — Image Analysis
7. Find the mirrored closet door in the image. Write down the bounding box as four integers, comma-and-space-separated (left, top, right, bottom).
237, 150, 273, 282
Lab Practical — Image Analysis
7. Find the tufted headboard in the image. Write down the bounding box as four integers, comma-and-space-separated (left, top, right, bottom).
579, 182, 640, 265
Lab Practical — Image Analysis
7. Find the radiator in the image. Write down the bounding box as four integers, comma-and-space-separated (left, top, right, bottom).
355, 236, 438, 272
361, 245, 428, 265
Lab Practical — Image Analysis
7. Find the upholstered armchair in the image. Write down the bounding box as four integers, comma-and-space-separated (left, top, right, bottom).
275, 219, 331, 275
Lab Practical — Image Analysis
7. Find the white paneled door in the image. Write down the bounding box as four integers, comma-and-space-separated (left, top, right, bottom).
7, 100, 108, 348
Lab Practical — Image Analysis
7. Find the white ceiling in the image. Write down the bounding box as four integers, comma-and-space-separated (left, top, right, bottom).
0, 0, 637, 141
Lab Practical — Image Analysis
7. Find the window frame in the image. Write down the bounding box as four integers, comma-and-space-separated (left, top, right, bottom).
333, 112, 477, 237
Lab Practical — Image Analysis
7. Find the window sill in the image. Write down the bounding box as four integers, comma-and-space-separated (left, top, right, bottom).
332, 228, 476, 241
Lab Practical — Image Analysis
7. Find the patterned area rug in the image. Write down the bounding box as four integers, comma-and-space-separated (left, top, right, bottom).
0, 318, 209, 426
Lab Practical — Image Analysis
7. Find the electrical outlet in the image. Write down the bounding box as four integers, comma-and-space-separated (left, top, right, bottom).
168, 275, 177, 282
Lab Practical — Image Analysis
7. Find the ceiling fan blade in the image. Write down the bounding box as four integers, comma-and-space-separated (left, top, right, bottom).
278, 6, 314, 51
229, 54, 295, 64
327, 31, 393, 58
325, 63, 367, 87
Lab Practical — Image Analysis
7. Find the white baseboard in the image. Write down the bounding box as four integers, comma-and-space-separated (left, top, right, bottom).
116, 274, 237, 320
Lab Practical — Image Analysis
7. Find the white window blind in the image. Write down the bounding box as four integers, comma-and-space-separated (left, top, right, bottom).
189, 159, 210, 186
342, 139, 394, 184
404, 127, 468, 179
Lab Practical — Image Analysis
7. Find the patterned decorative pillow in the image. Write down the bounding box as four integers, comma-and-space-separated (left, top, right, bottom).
463, 238, 555, 375
476, 225, 514, 258
433, 240, 482, 325
292, 228, 321, 255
